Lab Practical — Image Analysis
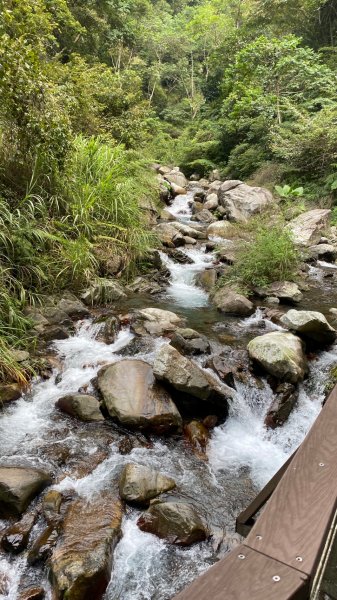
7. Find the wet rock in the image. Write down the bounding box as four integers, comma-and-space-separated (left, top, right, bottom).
0, 467, 51, 516
153, 344, 233, 414
307, 243, 337, 262
218, 181, 276, 222
0, 383, 22, 405
19, 587, 45, 600
280, 309, 336, 346
42, 490, 63, 525
255, 281, 302, 304
98, 359, 182, 433
155, 223, 185, 248
184, 421, 209, 459
204, 194, 219, 211
41, 325, 70, 342
55, 394, 104, 422
119, 464, 176, 506
81, 280, 126, 306
172, 222, 204, 239
170, 328, 210, 356
1, 511, 36, 553
165, 169, 188, 189
198, 269, 217, 290
27, 525, 58, 565
265, 383, 299, 429
94, 315, 119, 344
126, 277, 162, 295
248, 332, 308, 383
57, 296, 90, 319
131, 307, 184, 336
50, 493, 122, 600
137, 501, 208, 546
265, 296, 280, 305
287, 209, 331, 246
212, 287, 254, 316
192, 200, 204, 214
166, 249, 194, 264
118, 436, 149, 455
183, 235, 197, 245
191, 209, 216, 223
207, 221, 236, 238
206, 356, 236, 388
203, 415, 218, 429
41, 307, 73, 328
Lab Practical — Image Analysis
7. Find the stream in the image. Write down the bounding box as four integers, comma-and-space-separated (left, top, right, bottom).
1, 189, 337, 600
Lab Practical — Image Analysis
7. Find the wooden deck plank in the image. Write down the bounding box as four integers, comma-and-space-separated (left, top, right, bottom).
245, 386, 337, 576
173, 545, 309, 600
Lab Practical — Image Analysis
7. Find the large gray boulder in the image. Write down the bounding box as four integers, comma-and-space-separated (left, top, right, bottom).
171, 222, 204, 240
0, 467, 51, 516
207, 221, 236, 239
247, 332, 308, 383
170, 328, 210, 356
280, 309, 336, 346
154, 223, 185, 248
97, 360, 182, 433
212, 287, 254, 316
153, 344, 233, 411
50, 493, 122, 600
55, 394, 104, 422
287, 209, 331, 246
119, 464, 176, 506
131, 307, 184, 336
164, 168, 188, 189
204, 194, 219, 211
256, 281, 302, 304
81, 280, 126, 306
218, 181, 275, 222
137, 501, 208, 546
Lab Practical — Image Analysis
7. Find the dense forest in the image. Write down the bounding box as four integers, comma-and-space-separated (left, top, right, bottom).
0, 0, 337, 378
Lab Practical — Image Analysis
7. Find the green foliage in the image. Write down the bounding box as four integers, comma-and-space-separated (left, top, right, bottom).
274, 184, 304, 198
227, 221, 300, 288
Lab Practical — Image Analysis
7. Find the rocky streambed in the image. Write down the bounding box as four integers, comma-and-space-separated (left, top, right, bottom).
1, 169, 337, 600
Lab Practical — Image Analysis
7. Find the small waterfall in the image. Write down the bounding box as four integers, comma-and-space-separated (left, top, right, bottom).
166, 191, 194, 220
159, 248, 213, 308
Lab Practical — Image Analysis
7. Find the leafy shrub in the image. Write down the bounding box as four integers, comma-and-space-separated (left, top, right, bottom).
274, 184, 304, 198
228, 221, 300, 288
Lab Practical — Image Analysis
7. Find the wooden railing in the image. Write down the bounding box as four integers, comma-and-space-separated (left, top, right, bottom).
173, 385, 337, 600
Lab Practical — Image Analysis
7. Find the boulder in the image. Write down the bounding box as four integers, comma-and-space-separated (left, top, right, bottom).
170, 328, 210, 356
0, 383, 22, 405
19, 588, 45, 600
165, 169, 188, 189
40, 326, 70, 342
170, 182, 187, 196
172, 222, 204, 239
287, 209, 331, 246
155, 223, 185, 248
41, 307, 73, 327
184, 421, 209, 459
97, 359, 182, 433
280, 309, 336, 345
218, 182, 275, 222
55, 394, 104, 422
191, 209, 216, 223
137, 501, 208, 546
50, 494, 122, 600
204, 194, 219, 211
0, 467, 51, 516
198, 269, 217, 291
81, 280, 126, 306
28, 525, 58, 565
167, 249, 194, 264
265, 383, 299, 429
206, 356, 236, 389
42, 490, 63, 526
131, 307, 183, 336
126, 277, 162, 295
207, 221, 236, 239
1, 511, 36, 554
256, 281, 302, 304
153, 344, 233, 414
183, 236, 197, 245
119, 464, 176, 506
307, 244, 337, 262
212, 287, 254, 316
247, 332, 308, 383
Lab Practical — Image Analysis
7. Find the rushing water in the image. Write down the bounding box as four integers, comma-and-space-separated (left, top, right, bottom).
1, 191, 337, 599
